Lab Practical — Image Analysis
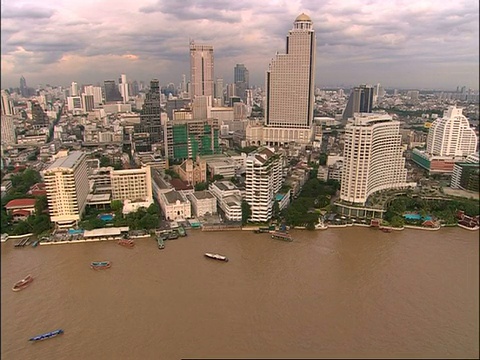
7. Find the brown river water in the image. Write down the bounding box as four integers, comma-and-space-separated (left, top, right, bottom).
1, 227, 478, 359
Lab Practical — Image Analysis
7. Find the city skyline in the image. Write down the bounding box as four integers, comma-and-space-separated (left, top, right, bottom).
1, 0, 479, 91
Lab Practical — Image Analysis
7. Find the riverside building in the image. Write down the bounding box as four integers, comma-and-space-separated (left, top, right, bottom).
43, 151, 89, 228
245, 147, 283, 222
337, 113, 415, 217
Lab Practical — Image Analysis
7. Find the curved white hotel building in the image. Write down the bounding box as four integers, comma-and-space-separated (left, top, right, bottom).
340, 113, 413, 205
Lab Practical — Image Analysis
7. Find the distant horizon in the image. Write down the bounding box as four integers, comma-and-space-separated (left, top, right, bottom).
1, 1, 478, 91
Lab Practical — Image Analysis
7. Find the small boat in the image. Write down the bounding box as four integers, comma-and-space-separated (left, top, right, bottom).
90, 261, 111, 270
271, 231, 293, 242
12, 275, 34, 292
156, 235, 165, 249
204, 252, 229, 262
168, 231, 179, 240
118, 239, 135, 248
253, 229, 270, 234
29, 329, 64, 342
380, 227, 392, 233
31, 240, 40, 247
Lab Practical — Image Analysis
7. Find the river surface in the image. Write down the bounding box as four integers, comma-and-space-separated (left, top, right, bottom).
1, 227, 479, 359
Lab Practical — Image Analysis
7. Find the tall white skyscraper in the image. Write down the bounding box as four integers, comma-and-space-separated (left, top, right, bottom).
190, 41, 214, 99
426, 106, 478, 157
70, 81, 79, 96
340, 113, 412, 205
119, 74, 129, 104
1, 115, 16, 146
264, 13, 316, 146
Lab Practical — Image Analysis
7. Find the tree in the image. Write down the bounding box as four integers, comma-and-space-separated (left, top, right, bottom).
111, 200, 123, 213
195, 182, 208, 191
241, 200, 251, 225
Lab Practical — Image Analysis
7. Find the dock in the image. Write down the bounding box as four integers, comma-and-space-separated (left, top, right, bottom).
14, 237, 30, 247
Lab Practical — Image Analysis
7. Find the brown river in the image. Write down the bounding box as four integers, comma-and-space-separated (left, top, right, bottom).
1, 227, 478, 359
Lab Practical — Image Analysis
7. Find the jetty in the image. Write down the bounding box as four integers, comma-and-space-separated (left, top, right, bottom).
14, 237, 30, 247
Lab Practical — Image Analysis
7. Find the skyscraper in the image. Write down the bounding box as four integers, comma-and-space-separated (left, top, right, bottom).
190, 41, 214, 99
214, 78, 224, 106
19, 76, 28, 97
1, 90, 13, 116
70, 81, 79, 96
234, 64, 249, 103
340, 113, 411, 205
134, 79, 162, 152
342, 84, 374, 121
104, 80, 122, 102
119, 74, 129, 103
264, 13, 316, 146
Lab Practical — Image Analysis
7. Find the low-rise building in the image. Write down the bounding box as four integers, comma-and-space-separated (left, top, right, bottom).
188, 190, 217, 217
158, 190, 191, 221
209, 180, 243, 222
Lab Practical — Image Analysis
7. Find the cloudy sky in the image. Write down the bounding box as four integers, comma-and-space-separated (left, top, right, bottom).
1, 0, 479, 91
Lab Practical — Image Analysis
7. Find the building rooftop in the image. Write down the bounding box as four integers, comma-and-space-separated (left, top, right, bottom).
46, 150, 84, 171
164, 190, 188, 204
5, 198, 37, 208
192, 190, 214, 200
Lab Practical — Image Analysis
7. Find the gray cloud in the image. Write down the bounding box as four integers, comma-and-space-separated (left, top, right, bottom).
0, 0, 478, 90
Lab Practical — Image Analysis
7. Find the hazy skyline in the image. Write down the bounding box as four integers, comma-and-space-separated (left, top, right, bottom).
1, 0, 479, 91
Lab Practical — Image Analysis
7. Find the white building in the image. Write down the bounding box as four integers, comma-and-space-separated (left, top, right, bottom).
263, 13, 316, 146
43, 151, 90, 228
119, 74, 129, 104
426, 106, 478, 157
84, 85, 103, 106
158, 190, 191, 221
189, 190, 217, 217
1, 90, 14, 116
209, 180, 242, 222
340, 113, 414, 205
245, 147, 283, 222
190, 42, 214, 98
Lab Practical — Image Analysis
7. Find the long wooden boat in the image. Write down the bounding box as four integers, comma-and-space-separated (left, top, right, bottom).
90, 261, 111, 270
118, 239, 135, 248
29, 329, 64, 342
12, 274, 33, 292
204, 252, 229, 262
271, 231, 293, 242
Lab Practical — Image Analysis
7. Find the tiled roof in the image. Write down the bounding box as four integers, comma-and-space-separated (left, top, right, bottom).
5, 198, 37, 209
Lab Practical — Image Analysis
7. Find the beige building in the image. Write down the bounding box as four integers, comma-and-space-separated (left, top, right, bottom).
264, 13, 316, 146
43, 150, 90, 228
190, 41, 214, 98
110, 166, 153, 203
188, 190, 217, 217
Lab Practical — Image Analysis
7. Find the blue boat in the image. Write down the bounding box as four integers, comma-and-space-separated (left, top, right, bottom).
29, 329, 64, 342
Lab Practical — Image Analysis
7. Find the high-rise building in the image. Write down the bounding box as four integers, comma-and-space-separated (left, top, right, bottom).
1, 90, 13, 116
70, 81, 79, 96
426, 106, 478, 157
214, 78, 224, 106
31, 100, 49, 128
264, 13, 316, 146
340, 113, 412, 205
84, 85, 103, 106
1, 115, 16, 146
342, 84, 374, 121
190, 41, 214, 98
164, 119, 220, 161
42, 151, 90, 228
234, 64, 249, 102
119, 74, 129, 103
104, 80, 122, 102
19, 76, 28, 97
245, 147, 283, 222
134, 79, 162, 152
82, 94, 94, 112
